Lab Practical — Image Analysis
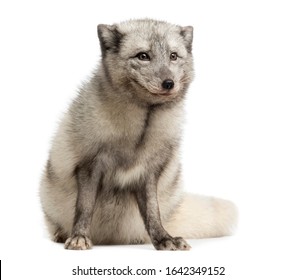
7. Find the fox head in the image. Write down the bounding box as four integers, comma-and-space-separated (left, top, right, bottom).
97, 19, 194, 105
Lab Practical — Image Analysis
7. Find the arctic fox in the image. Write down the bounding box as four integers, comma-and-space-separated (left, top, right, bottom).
40, 19, 237, 250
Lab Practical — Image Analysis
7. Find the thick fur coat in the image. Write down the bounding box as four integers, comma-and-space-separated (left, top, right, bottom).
40, 19, 237, 250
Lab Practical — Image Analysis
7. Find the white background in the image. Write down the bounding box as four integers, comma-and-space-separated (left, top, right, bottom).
0, 0, 294, 279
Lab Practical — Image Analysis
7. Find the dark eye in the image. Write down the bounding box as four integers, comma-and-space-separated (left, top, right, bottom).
136, 52, 150, 61
170, 52, 178, 61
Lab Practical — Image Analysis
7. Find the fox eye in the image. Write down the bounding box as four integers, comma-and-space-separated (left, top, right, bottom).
136, 52, 150, 61
170, 52, 178, 61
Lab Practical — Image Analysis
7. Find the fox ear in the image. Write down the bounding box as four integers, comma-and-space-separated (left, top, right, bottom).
97, 24, 123, 56
180, 26, 193, 53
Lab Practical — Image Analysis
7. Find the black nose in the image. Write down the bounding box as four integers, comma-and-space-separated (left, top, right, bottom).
162, 79, 174, 90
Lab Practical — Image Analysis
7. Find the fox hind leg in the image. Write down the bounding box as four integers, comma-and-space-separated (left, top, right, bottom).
44, 213, 67, 243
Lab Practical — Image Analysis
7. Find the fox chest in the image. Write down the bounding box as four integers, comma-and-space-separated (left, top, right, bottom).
108, 132, 173, 188
90, 104, 183, 188
107, 117, 180, 188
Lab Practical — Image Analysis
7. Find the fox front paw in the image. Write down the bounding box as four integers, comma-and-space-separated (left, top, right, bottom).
64, 235, 92, 250
154, 236, 191, 251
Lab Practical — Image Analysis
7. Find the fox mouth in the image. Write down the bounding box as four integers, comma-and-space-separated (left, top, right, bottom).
130, 79, 175, 97
150, 91, 173, 96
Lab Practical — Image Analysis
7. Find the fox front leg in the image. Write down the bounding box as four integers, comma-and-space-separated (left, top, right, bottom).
135, 177, 191, 251
65, 162, 101, 250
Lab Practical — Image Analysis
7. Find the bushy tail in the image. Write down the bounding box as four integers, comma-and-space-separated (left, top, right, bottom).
164, 193, 238, 239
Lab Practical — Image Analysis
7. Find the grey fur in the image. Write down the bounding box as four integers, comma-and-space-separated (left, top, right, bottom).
40, 19, 237, 251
